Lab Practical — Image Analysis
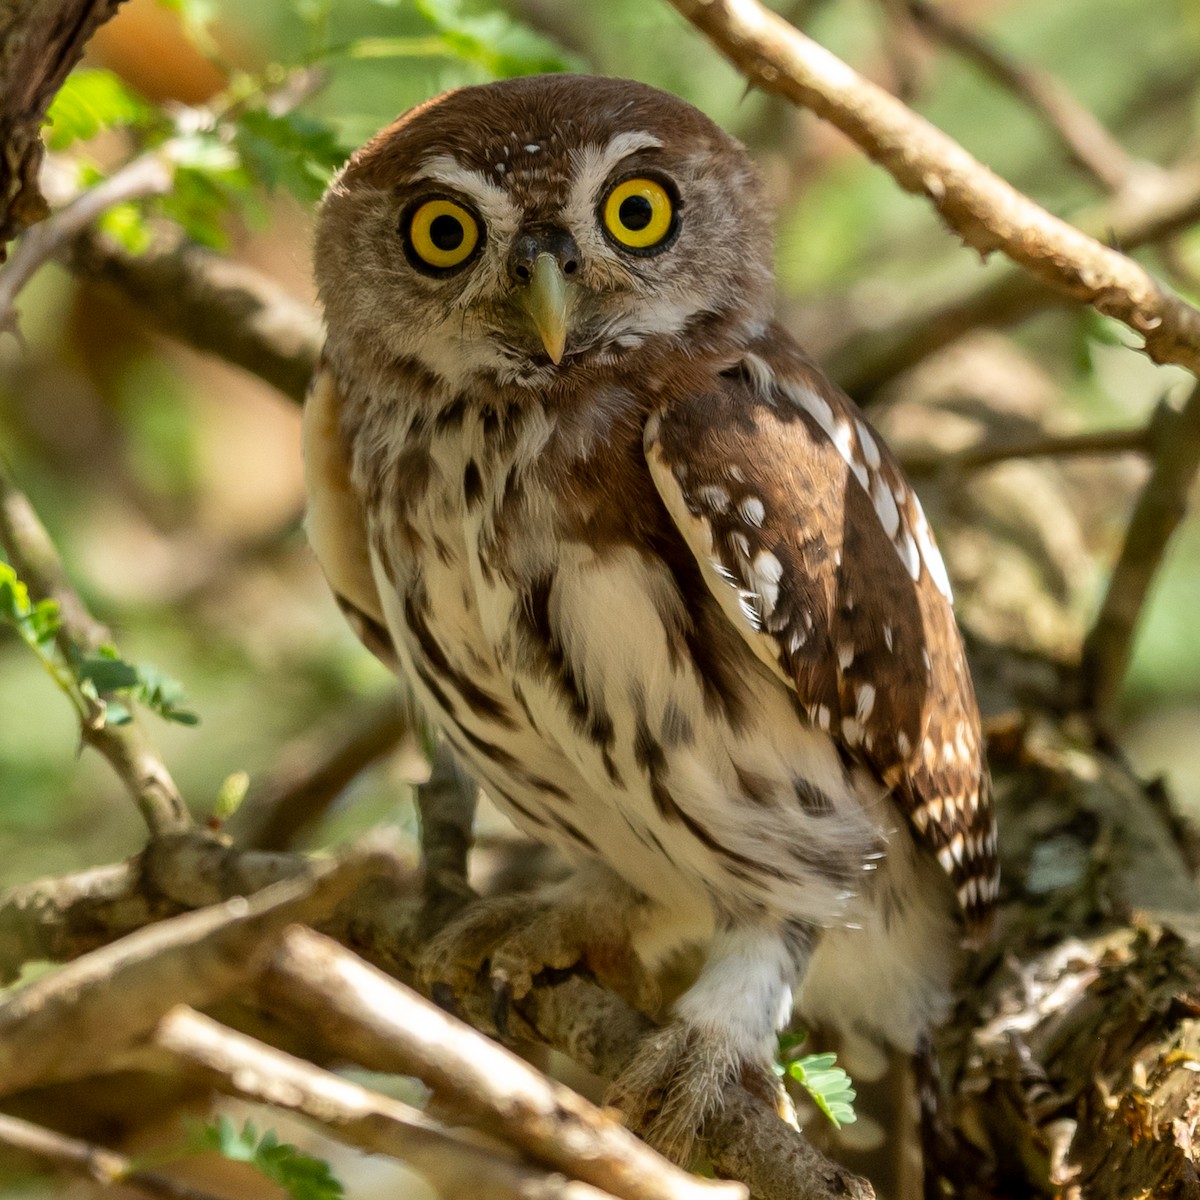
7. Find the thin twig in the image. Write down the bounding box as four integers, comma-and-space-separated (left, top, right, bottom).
906, 0, 1135, 192
0, 846, 382, 1097
235, 697, 411, 851
901, 424, 1153, 477
0, 149, 174, 330
663, 0, 1200, 378
264, 927, 747, 1200
0, 1113, 228, 1200
0, 462, 192, 836
154, 1005, 621, 1200
1082, 382, 1200, 716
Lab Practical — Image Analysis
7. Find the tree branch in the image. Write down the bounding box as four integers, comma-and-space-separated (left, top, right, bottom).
154, 1005, 622, 1200
905, 0, 1135, 192
1082, 381, 1200, 716
0, 149, 174, 332
663, 0, 1200, 377
0, 461, 192, 836
822, 157, 1200, 398
0, 0, 130, 249
0, 844, 383, 1097
0, 1113, 227, 1200
900, 424, 1153, 478
234, 696, 410, 851
268, 926, 872, 1200
66, 227, 323, 403
263, 927, 746, 1200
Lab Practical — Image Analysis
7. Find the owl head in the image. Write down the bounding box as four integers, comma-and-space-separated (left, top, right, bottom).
315, 75, 773, 391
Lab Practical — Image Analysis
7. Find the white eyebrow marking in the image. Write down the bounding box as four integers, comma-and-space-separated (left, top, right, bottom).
411, 153, 522, 235
561, 130, 664, 233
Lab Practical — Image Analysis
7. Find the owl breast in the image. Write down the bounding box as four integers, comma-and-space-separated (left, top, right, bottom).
346, 370, 888, 933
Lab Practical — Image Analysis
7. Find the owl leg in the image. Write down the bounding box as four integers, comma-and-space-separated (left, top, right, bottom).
419, 861, 660, 1017
607, 924, 805, 1165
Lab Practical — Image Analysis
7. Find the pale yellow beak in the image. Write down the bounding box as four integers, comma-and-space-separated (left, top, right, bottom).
517, 253, 574, 364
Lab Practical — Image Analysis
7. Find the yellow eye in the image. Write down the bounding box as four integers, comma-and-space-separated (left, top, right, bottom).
602, 177, 676, 251
406, 198, 481, 271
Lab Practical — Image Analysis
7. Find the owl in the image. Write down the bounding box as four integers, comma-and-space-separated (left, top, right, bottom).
305, 74, 997, 1162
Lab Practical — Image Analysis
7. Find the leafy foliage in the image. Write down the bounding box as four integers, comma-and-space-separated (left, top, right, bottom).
190, 1118, 344, 1200
45, 69, 158, 151
0, 562, 197, 727
776, 1034, 857, 1129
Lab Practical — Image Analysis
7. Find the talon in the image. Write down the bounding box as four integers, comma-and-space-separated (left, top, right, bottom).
491, 976, 513, 1037
431, 981, 458, 1014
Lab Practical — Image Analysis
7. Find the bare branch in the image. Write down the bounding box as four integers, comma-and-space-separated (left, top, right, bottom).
0, 1113, 227, 1200
66, 226, 323, 403
0, 845, 383, 1097
235, 697, 410, 851
823, 157, 1200, 398
1082, 381, 1200, 716
0, 461, 192, 836
0, 150, 174, 331
901, 424, 1153, 478
154, 1005, 622, 1200
663, 0, 1200, 378
905, 0, 1135, 192
264, 926, 747, 1200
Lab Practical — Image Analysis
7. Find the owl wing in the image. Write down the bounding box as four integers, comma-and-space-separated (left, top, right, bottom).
644, 332, 997, 929
303, 363, 399, 670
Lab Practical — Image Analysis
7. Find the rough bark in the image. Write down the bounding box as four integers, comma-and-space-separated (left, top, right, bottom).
0, 0, 129, 251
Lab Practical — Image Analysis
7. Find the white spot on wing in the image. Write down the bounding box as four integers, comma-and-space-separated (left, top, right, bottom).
856, 683, 876, 722
740, 496, 766, 527
750, 550, 783, 615
856, 421, 881, 469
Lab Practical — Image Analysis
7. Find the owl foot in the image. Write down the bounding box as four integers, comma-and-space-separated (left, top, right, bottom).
606, 1021, 781, 1166
419, 888, 658, 1022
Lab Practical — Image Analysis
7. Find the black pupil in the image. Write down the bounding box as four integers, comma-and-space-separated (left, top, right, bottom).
430, 213, 465, 251
618, 194, 654, 231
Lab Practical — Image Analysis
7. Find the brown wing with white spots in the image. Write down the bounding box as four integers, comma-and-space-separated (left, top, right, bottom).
644, 329, 998, 928
303, 363, 400, 670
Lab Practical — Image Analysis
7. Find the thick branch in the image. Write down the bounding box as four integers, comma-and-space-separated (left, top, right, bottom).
154, 1005, 620, 1200
67, 227, 323, 403
664, 0, 1200, 377
0, 845, 382, 1097
270, 925, 871, 1200
1082, 381, 1200, 716
0, 0, 129, 248
0, 462, 191, 836
263, 927, 745, 1200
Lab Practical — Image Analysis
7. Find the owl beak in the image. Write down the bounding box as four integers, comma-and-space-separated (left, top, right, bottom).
519, 253, 573, 365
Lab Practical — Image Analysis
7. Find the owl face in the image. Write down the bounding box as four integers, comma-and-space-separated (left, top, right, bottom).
315, 75, 775, 390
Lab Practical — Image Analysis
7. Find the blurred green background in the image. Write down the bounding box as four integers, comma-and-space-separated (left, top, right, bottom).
1, 0, 1198, 969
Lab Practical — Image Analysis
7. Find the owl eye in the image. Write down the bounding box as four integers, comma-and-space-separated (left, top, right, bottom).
601, 177, 677, 253
404, 197, 482, 272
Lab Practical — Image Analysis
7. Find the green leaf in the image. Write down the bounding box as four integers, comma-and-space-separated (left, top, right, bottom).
214, 770, 250, 820
192, 1119, 344, 1200
408, 0, 579, 77
45, 69, 155, 151
234, 110, 347, 202
784, 1050, 857, 1129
